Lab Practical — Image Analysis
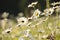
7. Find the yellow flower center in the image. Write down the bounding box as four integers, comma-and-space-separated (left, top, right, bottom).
35, 12, 38, 16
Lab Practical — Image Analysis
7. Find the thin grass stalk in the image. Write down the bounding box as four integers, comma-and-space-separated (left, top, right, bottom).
56, 9, 59, 26
46, 0, 50, 8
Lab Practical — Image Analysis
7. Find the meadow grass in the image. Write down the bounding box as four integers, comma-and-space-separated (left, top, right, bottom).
0, 15, 60, 40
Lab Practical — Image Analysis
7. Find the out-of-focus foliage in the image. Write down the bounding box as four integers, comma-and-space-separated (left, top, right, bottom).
0, 0, 60, 40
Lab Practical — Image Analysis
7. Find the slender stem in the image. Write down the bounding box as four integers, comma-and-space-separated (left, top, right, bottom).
46, 0, 50, 8
46, 0, 50, 27
56, 9, 59, 26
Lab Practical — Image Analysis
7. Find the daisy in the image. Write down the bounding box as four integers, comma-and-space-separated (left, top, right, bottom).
17, 17, 28, 26
2, 12, 9, 18
32, 2, 38, 5
28, 1, 38, 8
51, 2, 60, 6
44, 8, 54, 16
32, 9, 41, 19
51, 2, 56, 6
28, 4, 34, 8
49, 8, 54, 14
2, 28, 12, 34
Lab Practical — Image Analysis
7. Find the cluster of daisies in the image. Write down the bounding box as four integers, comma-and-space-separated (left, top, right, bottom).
0, 1, 60, 40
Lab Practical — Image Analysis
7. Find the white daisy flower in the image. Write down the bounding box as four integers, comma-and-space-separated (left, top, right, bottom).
32, 9, 41, 19
44, 8, 54, 16
28, 4, 34, 8
49, 8, 54, 14
2, 28, 12, 34
32, 2, 38, 5
28, 1, 38, 8
2, 12, 9, 18
17, 17, 28, 26
51, 2, 56, 6
51, 2, 60, 6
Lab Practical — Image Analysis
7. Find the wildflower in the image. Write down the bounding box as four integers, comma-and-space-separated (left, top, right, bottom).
53, 6, 60, 9
44, 8, 54, 16
32, 9, 41, 19
17, 17, 28, 26
0, 19, 8, 29
2, 28, 12, 34
28, 17, 32, 20
51, 2, 60, 6
28, 4, 34, 8
32, 1, 38, 5
2, 12, 9, 18
28, 1, 38, 8
42, 35, 48, 39
18, 12, 24, 17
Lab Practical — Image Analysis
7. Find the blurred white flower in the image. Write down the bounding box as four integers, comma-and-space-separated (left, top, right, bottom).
18, 12, 24, 17
44, 8, 54, 16
2, 12, 9, 18
17, 17, 28, 26
2, 28, 12, 34
28, 1, 38, 8
32, 9, 41, 19
28, 17, 32, 20
28, 4, 34, 8
51, 2, 60, 6
42, 35, 48, 38
1, 19, 8, 29
53, 6, 60, 9
30, 10, 34, 14
32, 2, 38, 5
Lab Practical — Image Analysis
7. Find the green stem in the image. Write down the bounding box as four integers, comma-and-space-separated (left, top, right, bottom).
46, 0, 50, 8
56, 10, 59, 26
